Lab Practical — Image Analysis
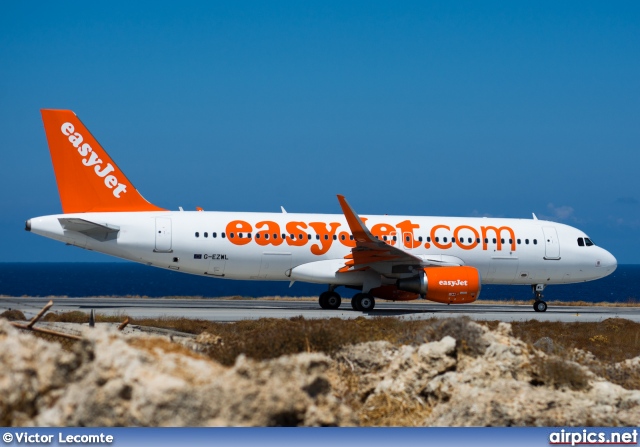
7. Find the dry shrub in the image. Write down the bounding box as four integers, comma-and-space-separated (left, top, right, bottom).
358, 393, 430, 426
530, 355, 590, 391
409, 317, 489, 357
510, 318, 640, 363
31, 312, 640, 391
595, 363, 640, 390
128, 337, 206, 361
43, 311, 90, 323
511, 318, 640, 390
0, 309, 26, 321
201, 316, 439, 366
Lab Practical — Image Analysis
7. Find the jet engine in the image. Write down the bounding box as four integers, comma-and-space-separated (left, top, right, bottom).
396, 266, 481, 304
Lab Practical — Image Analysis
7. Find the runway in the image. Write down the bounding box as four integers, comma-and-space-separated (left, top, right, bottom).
1, 296, 639, 323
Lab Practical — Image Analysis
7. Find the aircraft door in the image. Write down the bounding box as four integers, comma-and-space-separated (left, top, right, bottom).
154, 218, 172, 252
542, 227, 560, 260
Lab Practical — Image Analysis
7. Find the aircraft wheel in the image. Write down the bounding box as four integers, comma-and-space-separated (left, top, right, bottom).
320, 291, 341, 309
351, 296, 361, 311
533, 300, 547, 312
353, 293, 375, 312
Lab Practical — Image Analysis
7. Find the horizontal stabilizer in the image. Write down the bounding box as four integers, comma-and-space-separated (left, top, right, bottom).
58, 218, 120, 242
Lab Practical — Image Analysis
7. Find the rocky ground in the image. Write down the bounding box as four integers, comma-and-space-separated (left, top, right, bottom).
1, 318, 638, 426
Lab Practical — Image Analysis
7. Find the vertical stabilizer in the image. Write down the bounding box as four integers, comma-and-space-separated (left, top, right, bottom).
41, 109, 165, 213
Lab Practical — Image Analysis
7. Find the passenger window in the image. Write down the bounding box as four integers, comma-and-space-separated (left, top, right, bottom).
248, 233, 252, 238
204, 232, 208, 238
501, 238, 504, 244
195, 232, 199, 238
264, 234, 269, 240
350, 235, 354, 240
316, 235, 320, 240
484, 238, 488, 244
308, 234, 312, 240
406, 236, 410, 242
383, 236, 388, 241
393, 236, 397, 241
435, 237, 439, 242
468, 238, 472, 243
342, 235, 346, 240
585, 238, 594, 246
418, 236, 423, 242
230, 233, 234, 239
213, 232, 217, 238
533, 239, 538, 245
509, 239, 512, 244
282, 234, 286, 239
333, 235, 337, 240
578, 238, 584, 246
443, 237, 448, 243
299, 234, 303, 240
517, 239, 521, 244
256, 233, 261, 239
427, 237, 431, 242
238, 233, 243, 238
493, 238, 496, 244
273, 234, 278, 239
451, 237, 456, 243
221, 232, 226, 239
290, 234, 295, 239
324, 235, 329, 240
476, 238, 481, 243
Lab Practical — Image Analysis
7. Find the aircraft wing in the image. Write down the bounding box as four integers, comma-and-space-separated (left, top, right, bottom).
58, 218, 120, 242
336, 195, 460, 275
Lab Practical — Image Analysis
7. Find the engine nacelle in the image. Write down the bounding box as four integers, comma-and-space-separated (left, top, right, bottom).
396, 266, 481, 304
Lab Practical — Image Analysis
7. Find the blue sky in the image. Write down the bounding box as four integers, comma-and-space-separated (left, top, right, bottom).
1, 1, 639, 262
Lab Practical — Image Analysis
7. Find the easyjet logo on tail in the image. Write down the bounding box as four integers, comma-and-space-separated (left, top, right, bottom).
60, 122, 128, 199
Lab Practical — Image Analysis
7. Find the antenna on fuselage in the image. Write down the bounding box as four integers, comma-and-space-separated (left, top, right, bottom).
532, 213, 538, 220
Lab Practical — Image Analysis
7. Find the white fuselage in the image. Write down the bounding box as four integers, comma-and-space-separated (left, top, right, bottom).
28, 210, 617, 288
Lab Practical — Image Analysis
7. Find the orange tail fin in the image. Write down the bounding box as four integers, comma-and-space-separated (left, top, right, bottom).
41, 110, 165, 213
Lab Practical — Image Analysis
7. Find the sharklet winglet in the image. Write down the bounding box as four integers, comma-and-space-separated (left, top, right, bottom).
337, 195, 377, 243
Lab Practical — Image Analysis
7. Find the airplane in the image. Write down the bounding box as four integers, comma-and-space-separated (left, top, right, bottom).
26, 109, 618, 312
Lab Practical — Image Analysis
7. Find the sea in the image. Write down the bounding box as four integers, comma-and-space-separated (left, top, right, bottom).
0, 263, 638, 303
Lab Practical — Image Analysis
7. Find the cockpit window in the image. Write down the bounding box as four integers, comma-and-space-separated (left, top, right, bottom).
577, 238, 584, 246
584, 238, 594, 246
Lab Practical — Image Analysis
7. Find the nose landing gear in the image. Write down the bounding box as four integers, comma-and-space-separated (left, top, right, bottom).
532, 284, 547, 312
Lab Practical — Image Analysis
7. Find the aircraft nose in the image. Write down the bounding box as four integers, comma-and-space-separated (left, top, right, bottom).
25, 219, 31, 232
598, 249, 617, 276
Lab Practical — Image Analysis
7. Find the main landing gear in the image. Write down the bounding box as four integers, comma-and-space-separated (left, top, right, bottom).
532, 284, 547, 312
317, 287, 376, 312
319, 290, 341, 310
351, 293, 375, 312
